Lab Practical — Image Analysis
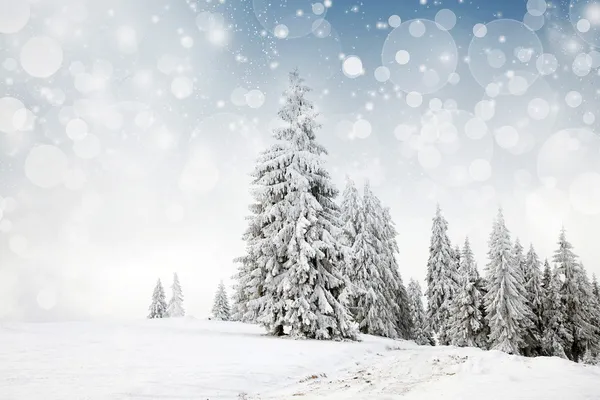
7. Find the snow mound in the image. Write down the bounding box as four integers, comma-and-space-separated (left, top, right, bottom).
270, 346, 600, 400
1, 319, 598, 400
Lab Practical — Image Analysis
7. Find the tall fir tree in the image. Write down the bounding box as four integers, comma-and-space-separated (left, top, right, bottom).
407, 279, 433, 345
339, 177, 363, 306
381, 206, 413, 339
425, 205, 458, 345
348, 182, 399, 338
234, 70, 356, 340
148, 279, 168, 319
552, 228, 596, 362
523, 245, 544, 355
167, 273, 185, 318
212, 281, 231, 321
448, 237, 483, 348
484, 209, 532, 355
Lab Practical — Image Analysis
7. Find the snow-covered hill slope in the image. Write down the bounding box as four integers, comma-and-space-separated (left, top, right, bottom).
1, 319, 598, 400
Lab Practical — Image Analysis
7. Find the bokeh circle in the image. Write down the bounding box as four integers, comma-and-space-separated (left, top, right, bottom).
468, 19, 543, 95
382, 19, 458, 94
570, 0, 600, 47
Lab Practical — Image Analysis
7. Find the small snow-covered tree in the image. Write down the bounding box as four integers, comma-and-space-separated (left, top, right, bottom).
212, 281, 231, 321
484, 209, 532, 355
235, 70, 356, 340
425, 205, 458, 345
448, 237, 483, 348
582, 349, 599, 365
523, 245, 544, 355
449, 276, 482, 348
167, 273, 185, 318
514, 238, 525, 276
407, 279, 433, 345
148, 279, 168, 319
542, 259, 552, 293
460, 237, 479, 281
453, 244, 461, 273
592, 274, 600, 302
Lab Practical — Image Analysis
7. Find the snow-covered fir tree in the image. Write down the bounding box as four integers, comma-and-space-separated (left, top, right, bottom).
513, 238, 525, 276
475, 274, 490, 350
460, 237, 479, 281
448, 237, 483, 348
539, 258, 566, 357
229, 278, 246, 322
407, 279, 433, 345
381, 206, 413, 339
552, 228, 596, 362
212, 281, 231, 321
459, 237, 489, 349
339, 177, 363, 302
234, 70, 356, 340
231, 199, 269, 323
348, 182, 399, 338
578, 265, 600, 359
582, 348, 599, 366
542, 259, 552, 293
148, 279, 168, 319
230, 260, 264, 323
484, 209, 533, 355
167, 273, 185, 318
592, 274, 600, 302
523, 245, 544, 355
340, 177, 362, 251
425, 205, 458, 345
542, 268, 571, 359
339, 179, 411, 339
449, 274, 482, 348
592, 274, 600, 352
453, 244, 461, 273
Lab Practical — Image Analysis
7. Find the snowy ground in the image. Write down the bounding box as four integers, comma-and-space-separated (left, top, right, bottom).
1, 319, 599, 400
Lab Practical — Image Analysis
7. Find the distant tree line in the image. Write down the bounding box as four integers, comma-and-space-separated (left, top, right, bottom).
424, 206, 600, 364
